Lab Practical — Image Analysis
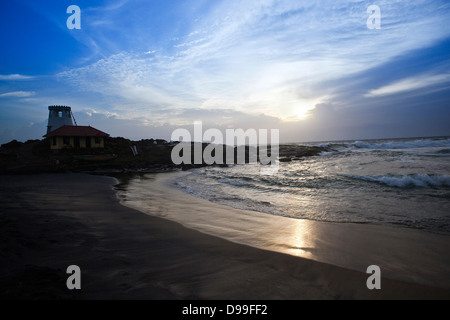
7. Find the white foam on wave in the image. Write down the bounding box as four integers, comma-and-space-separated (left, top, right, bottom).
316, 142, 333, 148
351, 138, 450, 150
318, 150, 337, 156
218, 178, 247, 186
313, 138, 450, 151
345, 174, 450, 188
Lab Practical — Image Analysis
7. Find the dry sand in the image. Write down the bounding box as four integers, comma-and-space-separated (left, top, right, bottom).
0, 172, 449, 300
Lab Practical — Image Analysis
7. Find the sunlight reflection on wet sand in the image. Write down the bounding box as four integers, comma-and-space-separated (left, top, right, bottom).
118, 171, 450, 289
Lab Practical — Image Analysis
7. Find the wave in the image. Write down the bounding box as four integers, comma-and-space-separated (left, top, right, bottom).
314, 138, 450, 151
217, 178, 248, 186
318, 150, 338, 156
345, 174, 450, 188
351, 138, 450, 150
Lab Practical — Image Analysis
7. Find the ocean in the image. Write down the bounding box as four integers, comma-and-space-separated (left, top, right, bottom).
174, 136, 450, 235
117, 136, 450, 286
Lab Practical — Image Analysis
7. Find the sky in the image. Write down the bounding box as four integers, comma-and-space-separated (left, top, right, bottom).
0, 0, 449, 144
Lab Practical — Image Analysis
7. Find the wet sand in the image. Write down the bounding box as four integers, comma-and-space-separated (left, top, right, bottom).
0, 172, 449, 299
122, 172, 450, 289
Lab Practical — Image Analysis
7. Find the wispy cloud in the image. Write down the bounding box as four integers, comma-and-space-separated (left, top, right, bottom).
365, 73, 450, 97
0, 91, 36, 98
0, 74, 34, 80
2, 0, 450, 144
54, 0, 450, 127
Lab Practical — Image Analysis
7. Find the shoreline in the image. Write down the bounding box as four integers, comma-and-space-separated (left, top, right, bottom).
120, 171, 450, 290
1, 172, 449, 299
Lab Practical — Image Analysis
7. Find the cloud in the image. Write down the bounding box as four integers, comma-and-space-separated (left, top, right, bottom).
0, 91, 36, 98
56, 0, 450, 124
364, 73, 450, 97
0, 74, 34, 80
4, 0, 450, 144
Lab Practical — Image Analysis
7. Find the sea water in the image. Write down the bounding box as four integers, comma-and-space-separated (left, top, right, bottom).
175, 136, 450, 235
118, 136, 450, 286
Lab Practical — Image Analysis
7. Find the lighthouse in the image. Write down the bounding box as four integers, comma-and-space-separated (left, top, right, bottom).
43, 105, 109, 150
46, 105, 75, 134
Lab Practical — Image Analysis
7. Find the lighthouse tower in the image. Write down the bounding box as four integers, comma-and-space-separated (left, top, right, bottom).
46, 105, 75, 134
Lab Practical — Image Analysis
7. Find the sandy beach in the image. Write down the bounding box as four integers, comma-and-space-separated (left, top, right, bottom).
1, 172, 449, 300
121, 171, 450, 290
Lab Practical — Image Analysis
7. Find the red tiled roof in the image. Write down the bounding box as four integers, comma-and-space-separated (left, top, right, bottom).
44, 125, 109, 138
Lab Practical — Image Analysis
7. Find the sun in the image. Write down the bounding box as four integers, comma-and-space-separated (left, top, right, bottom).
294, 106, 311, 119
290, 98, 323, 120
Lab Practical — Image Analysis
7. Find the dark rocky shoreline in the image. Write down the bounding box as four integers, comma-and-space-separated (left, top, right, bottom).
0, 137, 329, 174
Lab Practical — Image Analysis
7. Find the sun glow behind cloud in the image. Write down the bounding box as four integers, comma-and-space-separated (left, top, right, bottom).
54, 0, 450, 123
1, 0, 450, 143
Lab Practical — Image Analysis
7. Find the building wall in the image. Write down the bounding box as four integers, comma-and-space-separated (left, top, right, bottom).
50, 136, 105, 150
47, 108, 74, 134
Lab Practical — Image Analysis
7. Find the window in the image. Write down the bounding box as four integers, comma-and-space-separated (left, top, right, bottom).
95, 137, 101, 144
63, 136, 70, 145
52, 137, 56, 146
74, 136, 80, 148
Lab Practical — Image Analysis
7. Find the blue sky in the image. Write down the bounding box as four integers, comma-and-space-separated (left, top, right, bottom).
0, 0, 449, 144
